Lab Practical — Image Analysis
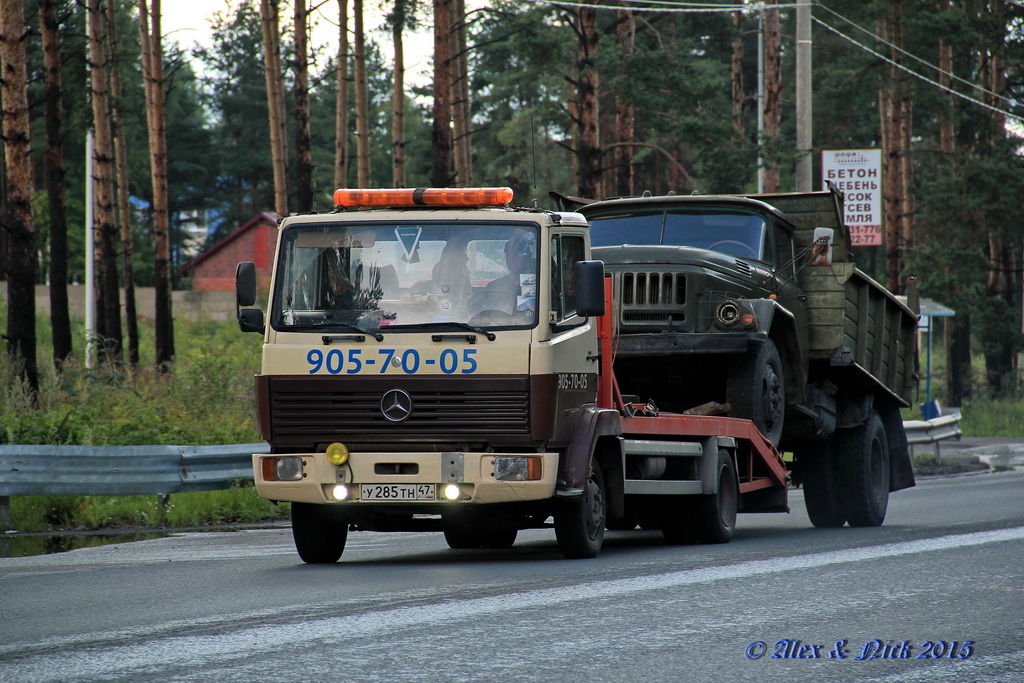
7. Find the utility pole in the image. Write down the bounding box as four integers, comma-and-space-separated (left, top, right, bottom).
796, 1, 813, 191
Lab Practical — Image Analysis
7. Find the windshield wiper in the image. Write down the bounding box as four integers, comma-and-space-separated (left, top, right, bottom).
391, 321, 496, 341
286, 318, 384, 341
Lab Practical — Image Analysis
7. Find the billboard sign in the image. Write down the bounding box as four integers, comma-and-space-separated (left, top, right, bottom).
821, 149, 882, 246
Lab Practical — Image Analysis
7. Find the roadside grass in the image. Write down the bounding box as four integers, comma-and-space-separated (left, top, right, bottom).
1, 313, 287, 533
10, 485, 287, 533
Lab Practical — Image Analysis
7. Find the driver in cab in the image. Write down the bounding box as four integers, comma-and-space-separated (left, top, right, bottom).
470, 231, 537, 319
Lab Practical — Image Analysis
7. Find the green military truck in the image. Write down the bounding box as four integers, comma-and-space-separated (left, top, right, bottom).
576, 187, 919, 528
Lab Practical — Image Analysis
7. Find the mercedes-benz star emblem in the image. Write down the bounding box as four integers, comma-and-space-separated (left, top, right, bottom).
380, 389, 414, 422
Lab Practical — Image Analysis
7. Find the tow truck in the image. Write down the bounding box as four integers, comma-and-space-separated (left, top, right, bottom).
235, 188, 837, 561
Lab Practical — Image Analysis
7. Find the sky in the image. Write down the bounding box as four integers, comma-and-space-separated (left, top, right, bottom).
161, 0, 437, 85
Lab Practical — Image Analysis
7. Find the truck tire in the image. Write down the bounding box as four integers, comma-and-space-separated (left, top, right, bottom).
798, 443, 846, 528
443, 528, 518, 549
727, 338, 785, 446
555, 463, 607, 559
691, 449, 738, 544
837, 411, 890, 527
291, 502, 349, 564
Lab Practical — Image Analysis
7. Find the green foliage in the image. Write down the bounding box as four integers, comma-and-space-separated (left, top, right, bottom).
959, 395, 1024, 438
9, 488, 287, 534
0, 318, 260, 446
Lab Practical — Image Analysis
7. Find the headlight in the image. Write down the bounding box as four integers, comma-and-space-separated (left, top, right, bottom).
269, 456, 304, 481
331, 484, 350, 501
442, 484, 462, 500
493, 456, 542, 481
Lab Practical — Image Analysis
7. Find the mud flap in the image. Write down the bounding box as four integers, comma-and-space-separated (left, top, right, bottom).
881, 403, 915, 492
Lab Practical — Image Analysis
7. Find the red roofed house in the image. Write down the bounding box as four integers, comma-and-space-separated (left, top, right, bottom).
179, 212, 279, 292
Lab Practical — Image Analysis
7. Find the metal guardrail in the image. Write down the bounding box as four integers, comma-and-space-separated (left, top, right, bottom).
0, 412, 964, 527
903, 409, 963, 457
0, 443, 268, 497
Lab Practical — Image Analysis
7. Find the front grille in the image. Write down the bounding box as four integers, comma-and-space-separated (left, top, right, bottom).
617, 271, 686, 330
621, 271, 685, 306
268, 376, 530, 437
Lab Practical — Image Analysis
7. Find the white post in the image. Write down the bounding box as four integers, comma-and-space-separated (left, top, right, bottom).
796, 1, 813, 191
85, 130, 95, 368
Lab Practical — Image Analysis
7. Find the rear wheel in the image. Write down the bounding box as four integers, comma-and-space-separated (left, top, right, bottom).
837, 411, 890, 527
291, 502, 349, 564
727, 339, 785, 446
799, 443, 847, 528
691, 449, 738, 544
555, 463, 607, 559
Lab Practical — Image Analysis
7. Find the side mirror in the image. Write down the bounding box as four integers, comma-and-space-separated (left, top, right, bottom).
574, 260, 606, 317
236, 261, 257, 306
809, 227, 834, 266
235, 261, 265, 334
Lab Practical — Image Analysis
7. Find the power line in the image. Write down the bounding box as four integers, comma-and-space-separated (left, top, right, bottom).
816, 2, 1018, 109
813, 17, 1024, 123
530, 0, 1023, 122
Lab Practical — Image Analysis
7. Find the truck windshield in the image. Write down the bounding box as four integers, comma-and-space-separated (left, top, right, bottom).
589, 209, 767, 260
271, 221, 540, 332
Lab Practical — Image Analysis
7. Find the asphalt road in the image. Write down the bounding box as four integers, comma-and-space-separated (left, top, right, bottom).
1, 468, 1022, 682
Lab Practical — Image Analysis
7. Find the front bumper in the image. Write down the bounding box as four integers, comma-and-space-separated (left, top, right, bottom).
252, 450, 558, 505
614, 331, 750, 356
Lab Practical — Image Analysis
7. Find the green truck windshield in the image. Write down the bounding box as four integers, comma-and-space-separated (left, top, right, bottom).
589, 209, 767, 260
271, 221, 540, 332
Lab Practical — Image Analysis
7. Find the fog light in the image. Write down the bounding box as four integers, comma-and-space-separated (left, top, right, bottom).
442, 484, 462, 501
326, 442, 349, 465
273, 456, 304, 481
494, 456, 542, 481
331, 484, 349, 501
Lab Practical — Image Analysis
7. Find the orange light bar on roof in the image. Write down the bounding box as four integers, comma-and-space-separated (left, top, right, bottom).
333, 187, 514, 208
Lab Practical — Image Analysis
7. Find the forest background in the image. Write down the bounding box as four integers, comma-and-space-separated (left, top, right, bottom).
1, 0, 1024, 408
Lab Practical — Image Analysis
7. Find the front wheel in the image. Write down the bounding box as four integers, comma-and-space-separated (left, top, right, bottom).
291, 502, 349, 564
555, 463, 607, 559
727, 339, 785, 446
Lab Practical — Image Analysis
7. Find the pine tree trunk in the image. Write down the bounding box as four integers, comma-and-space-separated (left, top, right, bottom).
431, 0, 452, 187
88, 0, 123, 362
392, 2, 407, 188
39, 0, 73, 367
0, 0, 38, 392
354, 0, 372, 187
294, 0, 313, 211
334, 0, 350, 189
450, 0, 471, 187
139, 0, 174, 370
576, 7, 601, 199
880, 6, 906, 293
260, 0, 288, 215
105, 0, 139, 366
614, 6, 635, 197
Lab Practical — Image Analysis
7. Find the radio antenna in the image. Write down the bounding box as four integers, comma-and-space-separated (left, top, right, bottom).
531, 115, 539, 209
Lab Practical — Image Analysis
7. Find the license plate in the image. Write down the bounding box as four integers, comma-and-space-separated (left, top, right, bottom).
360, 484, 436, 501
